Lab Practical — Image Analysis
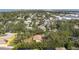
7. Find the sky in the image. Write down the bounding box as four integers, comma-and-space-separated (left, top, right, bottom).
0, 0, 79, 9
1, 9, 79, 12
0, 9, 16, 12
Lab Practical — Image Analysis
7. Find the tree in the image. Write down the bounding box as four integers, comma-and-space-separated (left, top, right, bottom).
64, 39, 74, 50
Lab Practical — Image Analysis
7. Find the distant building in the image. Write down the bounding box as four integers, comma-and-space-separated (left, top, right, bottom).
8, 21, 12, 23
74, 25, 79, 29
17, 17, 24, 19
52, 29, 58, 32
38, 25, 46, 31
26, 27, 33, 30
0, 22, 3, 25
35, 20, 40, 25
55, 16, 62, 20
14, 21, 19, 24
55, 14, 79, 20
24, 20, 31, 24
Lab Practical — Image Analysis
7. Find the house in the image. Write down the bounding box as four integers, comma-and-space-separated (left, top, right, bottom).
42, 15, 45, 18
27, 17, 32, 21
62, 16, 72, 20
74, 25, 79, 29
55, 16, 63, 20
14, 21, 19, 24
71, 36, 78, 41
38, 25, 46, 31
24, 20, 32, 24
65, 14, 79, 17
32, 34, 45, 42
26, 27, 33, 30
55, 14, 79, 20
35, 20, 40, 25
8, 21, 12, 23
24, 20, 32, 27
49, 17, 53, 20
52, 29, 58, 32
0, 22, 3, 25
17, 17, 24, 19
25, 34, 47, 43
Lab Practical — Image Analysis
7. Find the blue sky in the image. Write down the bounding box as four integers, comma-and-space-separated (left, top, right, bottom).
0, 9, 16, 12
0, 9, 79, 12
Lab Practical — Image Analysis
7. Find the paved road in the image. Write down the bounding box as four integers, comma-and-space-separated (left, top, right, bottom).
0, 46, 13, 50
0, 33, 15, 50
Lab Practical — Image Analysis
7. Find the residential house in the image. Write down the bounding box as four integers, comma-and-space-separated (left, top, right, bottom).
38, 25, 46, 31
32, 34, 45, 42
74, 25, 79, 29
